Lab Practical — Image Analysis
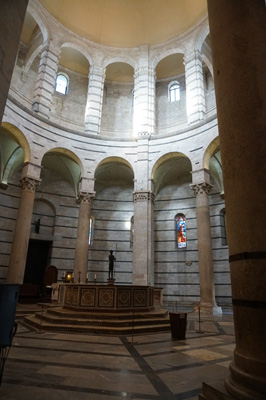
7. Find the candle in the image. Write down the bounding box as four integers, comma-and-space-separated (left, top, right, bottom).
94, 274, 96, 280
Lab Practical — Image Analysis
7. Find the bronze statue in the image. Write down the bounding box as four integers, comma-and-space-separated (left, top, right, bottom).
35, 218, 41, 233
108, 250, 116, 279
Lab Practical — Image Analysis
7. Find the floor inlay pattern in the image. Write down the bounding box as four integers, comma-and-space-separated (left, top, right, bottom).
0, 308, 235, 400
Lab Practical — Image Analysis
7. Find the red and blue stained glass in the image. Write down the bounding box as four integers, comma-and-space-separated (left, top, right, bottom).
177, 215, 186, 248
88, 218, 93, 246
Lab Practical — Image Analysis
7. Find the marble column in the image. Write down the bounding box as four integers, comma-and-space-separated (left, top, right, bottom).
84, 65, 106, 135
132, 190, 154, 286
191, 182, 221, 314
73, 192, 94, 283
184, 49, 206, 124
32, 41, 59, 118
0, 1, 29, 123
203, 1, 266, 399
7, 177, 40, 284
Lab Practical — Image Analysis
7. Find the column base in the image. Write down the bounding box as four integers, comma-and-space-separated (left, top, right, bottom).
107, 278, 116, 285
200, 302, 223, 315
224, 362, 266, 400
199, 381, 233, 400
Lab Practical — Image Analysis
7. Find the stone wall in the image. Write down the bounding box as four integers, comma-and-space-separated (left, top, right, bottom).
154, 174, 230, 307
101, 81, 134, 138
89, 181, 134, 284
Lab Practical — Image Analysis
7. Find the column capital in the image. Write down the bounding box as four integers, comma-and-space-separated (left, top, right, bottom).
20, 177, 40, 192
190, 182, 213, 196
133, 190, 155, 203
76, 192, 95, 205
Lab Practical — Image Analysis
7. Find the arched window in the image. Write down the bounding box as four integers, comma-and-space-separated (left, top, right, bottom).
130, 216, 134, 247
55, 73, 69, 95
88, 217, 94, 246
169, 81, 180, 102
220, 208, 227, 246
175, 213, 186, 248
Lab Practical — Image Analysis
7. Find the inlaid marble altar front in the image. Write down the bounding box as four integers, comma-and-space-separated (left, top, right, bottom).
63, 284, 154, 312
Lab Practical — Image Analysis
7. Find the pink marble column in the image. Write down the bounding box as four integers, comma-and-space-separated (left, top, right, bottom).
206, 0, 266, 398
73, 192, 94, 283
191, 182, 220, 314
7, 177, 40, 284
132, 191, 154, 286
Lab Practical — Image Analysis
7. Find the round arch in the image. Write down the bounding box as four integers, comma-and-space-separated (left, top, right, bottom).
151, 151, 192, 180
42, 147, 83, 173
1, 122, 30, 162
103, 56, 136, 71
152, 49, 185, 72
27, 3, 50, 44
95, 156, 134, 176
203, 136, 220, 169
61, 42, 93, 66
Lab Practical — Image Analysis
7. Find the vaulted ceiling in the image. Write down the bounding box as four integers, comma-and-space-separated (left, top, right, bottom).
39, 0, 207, 48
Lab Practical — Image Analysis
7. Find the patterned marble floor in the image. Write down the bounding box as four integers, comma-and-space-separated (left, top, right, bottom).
0, 309, 235, 400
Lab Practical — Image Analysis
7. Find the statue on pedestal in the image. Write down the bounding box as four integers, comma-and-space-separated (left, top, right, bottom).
108, 250, 116, 279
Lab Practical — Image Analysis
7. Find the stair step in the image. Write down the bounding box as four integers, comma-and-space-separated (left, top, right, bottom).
37, 313, 170, 327
23, 315, 171, 335
47, 307, 169, 320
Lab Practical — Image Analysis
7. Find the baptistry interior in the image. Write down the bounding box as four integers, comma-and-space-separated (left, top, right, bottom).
0, 1, 266, 400
1, 0, 229, 310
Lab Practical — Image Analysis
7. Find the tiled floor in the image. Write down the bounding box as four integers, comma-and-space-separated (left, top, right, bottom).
0, 308, 235, 400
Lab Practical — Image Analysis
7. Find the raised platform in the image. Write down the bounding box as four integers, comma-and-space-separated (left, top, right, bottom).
22, 284, 170, 335
61, 284, 155, 312
23, 306, 170, 335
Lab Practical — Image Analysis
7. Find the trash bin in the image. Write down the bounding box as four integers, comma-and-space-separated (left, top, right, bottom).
169, 312, 187, 340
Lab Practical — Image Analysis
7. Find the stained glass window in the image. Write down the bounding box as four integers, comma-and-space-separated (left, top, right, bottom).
176, 214, 186, 248
88, 217, 93, 246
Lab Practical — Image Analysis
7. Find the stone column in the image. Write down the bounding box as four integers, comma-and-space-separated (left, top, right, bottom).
133, 64, 156, 136
132, 190, 154, 286
203, 1, 266, 399
191, 181, 221, 314
32, 41, 59, 118
7, 176, 40, 284
0, 0, 29, 123
84, 65, 106, 135
73, 192, 94, 283
184, 50, 206, 124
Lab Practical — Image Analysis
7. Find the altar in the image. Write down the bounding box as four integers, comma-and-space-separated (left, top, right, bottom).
61, 284, 155, 312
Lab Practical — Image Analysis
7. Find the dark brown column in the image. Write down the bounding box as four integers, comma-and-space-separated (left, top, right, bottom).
0, 0, 29, 123
207, 1, 266, 399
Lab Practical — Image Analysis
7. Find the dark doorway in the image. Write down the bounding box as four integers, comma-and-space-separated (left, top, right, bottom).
21, 239, 52, 300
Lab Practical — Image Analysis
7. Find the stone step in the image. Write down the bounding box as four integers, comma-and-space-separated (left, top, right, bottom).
37, 312, 170, 327
47, 307, 169, 320
23, 315, 171, 335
